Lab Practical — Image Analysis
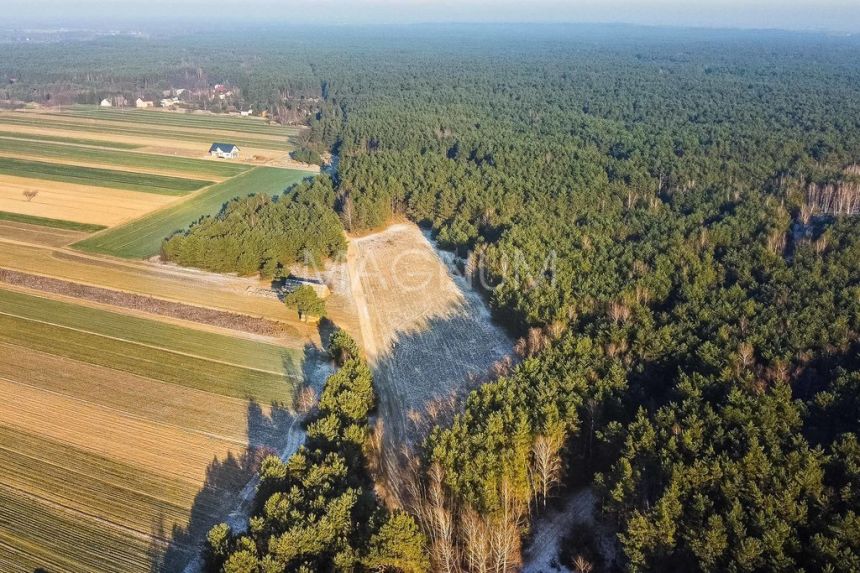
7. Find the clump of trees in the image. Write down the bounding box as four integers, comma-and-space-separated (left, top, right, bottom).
283, 285, 326, 321
161, 176, 345, 277
291, 147, 324, 166
204, 331, 429, 572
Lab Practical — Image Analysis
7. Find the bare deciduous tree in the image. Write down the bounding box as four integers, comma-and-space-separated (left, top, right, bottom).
530, 430, 565, 508
462, 507, 491, 573
572, 555, 594, 573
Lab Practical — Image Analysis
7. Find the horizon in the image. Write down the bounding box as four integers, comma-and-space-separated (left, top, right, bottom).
4, 0, 859, 34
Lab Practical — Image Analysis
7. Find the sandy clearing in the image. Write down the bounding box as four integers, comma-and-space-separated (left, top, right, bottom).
0, 220, 88, 247
0, 174, 179, 226
343, 223, 513, 502
0, 376, 241, 485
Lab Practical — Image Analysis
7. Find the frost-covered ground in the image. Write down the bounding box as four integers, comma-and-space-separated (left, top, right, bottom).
523, 487, 619, 573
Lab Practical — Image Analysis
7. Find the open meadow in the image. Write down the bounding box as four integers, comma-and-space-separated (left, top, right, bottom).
0, 107, 327, 572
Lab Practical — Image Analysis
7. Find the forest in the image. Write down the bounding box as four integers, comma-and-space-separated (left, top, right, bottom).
4, 24, 860, 572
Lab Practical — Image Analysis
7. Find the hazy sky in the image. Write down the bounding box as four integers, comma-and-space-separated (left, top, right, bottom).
5, 0, 859, 33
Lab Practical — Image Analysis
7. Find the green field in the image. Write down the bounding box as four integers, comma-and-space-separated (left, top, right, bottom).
0, 130, 143, 149
0, 288, 302, 402
0, 114, 293, 150
74, 166, 310, 258
63, 106, 299, 137
0, 211, 106, 232
0, 137, 251, 179
0, 157, 213, 195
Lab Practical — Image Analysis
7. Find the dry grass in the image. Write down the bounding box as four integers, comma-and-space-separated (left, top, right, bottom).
0, 174, 179, 226
0, 220, 88, 247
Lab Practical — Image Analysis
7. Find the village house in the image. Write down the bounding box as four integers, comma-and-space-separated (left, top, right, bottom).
135, 98, 154, 108
100, 98, 112, 107
208, 143, 240, 159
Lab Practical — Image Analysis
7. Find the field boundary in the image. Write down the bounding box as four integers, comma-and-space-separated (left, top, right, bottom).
0, 267, 291, 338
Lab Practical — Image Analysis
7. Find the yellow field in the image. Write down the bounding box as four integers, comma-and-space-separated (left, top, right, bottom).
0, 174, 181, 226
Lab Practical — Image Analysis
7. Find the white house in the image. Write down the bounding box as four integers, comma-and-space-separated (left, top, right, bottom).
209, 143, 240, 159
100, 98, 112, 107
135, 98, 154, 108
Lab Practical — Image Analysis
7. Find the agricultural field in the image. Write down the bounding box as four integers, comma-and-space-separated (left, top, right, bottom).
0, 107, 329, 572
0, 287, 313, 573
0, 157, 213, 194
0, 110, 296, 151
0, 175, 182, 227
0, 137, 250, 179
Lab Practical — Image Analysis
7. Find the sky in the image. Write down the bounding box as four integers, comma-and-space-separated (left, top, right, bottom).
4, 0, 859, 33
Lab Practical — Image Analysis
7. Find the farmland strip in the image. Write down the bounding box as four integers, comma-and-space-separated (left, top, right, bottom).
0, 267, 291, 338
0, 210, 106, 232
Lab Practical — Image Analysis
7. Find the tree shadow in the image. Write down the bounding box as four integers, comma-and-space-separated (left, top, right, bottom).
149, 342, 330, 572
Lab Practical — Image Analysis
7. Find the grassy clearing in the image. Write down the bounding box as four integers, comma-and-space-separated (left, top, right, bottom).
74, 166, 309, 258
0, 138, 251, 178
0, 114, 292, 151
65, 106, 299, 137
0, 210, 106, 232
0, 157, 213, 195
0, 288, 302, 402
0, 130, 142, 149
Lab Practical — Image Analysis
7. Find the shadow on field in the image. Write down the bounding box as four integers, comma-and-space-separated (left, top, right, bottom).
148, 342, 328, 573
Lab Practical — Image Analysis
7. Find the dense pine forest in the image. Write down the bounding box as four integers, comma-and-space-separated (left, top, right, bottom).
5, 24, 860, 572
